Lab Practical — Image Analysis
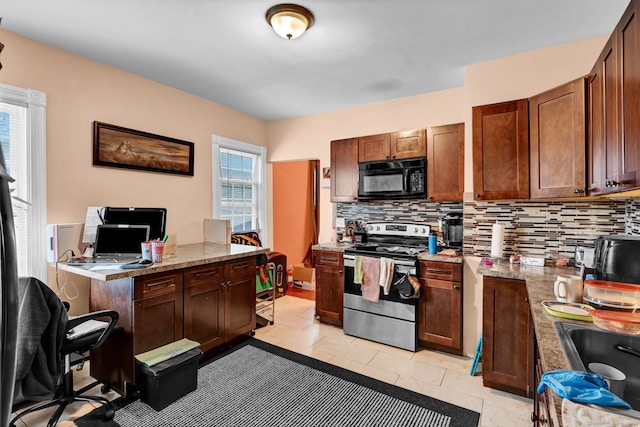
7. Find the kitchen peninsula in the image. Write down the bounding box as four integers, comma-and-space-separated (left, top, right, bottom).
58, 242, 269, 395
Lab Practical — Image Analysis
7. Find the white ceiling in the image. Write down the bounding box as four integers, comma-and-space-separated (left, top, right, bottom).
1, 0, 630, 121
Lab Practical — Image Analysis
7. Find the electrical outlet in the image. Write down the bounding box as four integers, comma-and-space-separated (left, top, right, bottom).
335, 217, 345, 228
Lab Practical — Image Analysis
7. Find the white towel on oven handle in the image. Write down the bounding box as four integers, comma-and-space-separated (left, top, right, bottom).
378, 257, 395, 295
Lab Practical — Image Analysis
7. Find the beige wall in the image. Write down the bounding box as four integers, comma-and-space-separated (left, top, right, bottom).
1, 29, 268, 313
1, 29, 268, 243
267, 87, 466, 246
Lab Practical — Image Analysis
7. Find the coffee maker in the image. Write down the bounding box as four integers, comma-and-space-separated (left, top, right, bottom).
439, 212, 463, 250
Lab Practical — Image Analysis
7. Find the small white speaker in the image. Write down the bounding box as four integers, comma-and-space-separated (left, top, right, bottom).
47, 223, 85, 262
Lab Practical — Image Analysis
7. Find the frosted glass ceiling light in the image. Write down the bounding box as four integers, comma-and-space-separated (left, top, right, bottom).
266, 4, 314, 40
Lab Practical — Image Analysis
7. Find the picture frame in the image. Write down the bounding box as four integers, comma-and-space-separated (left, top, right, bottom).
92, 121, 194, 176
321, 167, 331, 188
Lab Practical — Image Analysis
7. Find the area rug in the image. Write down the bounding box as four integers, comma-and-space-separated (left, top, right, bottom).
80, 338, 480, 427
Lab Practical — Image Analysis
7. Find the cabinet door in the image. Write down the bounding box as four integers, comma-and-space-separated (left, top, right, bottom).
184, 281, 224, 353
427, 123, 464, 201
314, 251, 344, 327
358, 133, 391, 162
418, 278, 462, 351
588, 35, 620, 195
473, 99, 529, 200
390, 129, 426, 160
530, 79, 587, 198
588, 57, 607, 195
331, 138, 359, 202
482, 276, 533, 398
618, 2, 640, 190
224, 272, 256, 341
133, 291, 184, 355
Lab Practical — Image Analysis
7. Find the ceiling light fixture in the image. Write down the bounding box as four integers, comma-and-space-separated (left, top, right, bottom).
266, 4, 314, 40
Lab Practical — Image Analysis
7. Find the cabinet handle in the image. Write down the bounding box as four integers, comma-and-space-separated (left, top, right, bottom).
475, 193, 481, 198
572, 187, 585, 194
525, 297, 529, 302
195, 270, 218, 278
426, 269, 450, 275
606, 180, 621, 187
385, 155, 390, 159
320, 256, 338, 263
338, 269, 343, 274
453, 285, 460, 290
232, 263, 250, 270
145, 279, 174, 288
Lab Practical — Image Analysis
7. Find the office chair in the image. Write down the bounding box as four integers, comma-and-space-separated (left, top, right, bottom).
10, 277, 123, 427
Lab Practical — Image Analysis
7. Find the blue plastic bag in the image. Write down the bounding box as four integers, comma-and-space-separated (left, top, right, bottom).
537, 370, 631, 409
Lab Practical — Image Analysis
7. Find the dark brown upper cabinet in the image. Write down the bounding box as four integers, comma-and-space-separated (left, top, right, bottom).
358, 133, 391, 162
588, 0, 640, 195
529, 78, 587, 198
427, 123, 464, 201
472, 99, 530, 200
359, 129, 426, 162
330, 138, 359, 202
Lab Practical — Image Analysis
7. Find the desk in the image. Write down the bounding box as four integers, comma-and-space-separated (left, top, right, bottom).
59, 242, 269, 394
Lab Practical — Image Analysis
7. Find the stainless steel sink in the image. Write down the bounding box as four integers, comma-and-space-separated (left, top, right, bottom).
554, 322, 640, 418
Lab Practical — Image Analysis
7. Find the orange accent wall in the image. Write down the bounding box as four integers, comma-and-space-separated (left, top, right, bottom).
272, 160, 317, 266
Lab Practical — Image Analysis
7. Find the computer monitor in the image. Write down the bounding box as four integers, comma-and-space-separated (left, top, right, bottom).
103, 207, 167, 240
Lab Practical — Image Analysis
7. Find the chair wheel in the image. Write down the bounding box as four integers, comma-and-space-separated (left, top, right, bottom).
104, 407, 115, 421
101, 383, 111, 393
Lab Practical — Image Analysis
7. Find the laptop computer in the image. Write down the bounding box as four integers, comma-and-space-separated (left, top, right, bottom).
67, 224, 150, 265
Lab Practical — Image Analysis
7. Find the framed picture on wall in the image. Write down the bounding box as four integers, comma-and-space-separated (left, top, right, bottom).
92, 121, 195, 176
322, 167, 331, 188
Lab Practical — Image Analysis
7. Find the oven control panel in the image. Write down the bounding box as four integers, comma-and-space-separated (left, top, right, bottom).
366, 223, 430, 237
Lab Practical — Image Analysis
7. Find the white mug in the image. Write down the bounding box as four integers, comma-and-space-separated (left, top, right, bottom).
588, 362, 626, 398
554, 274, 583, 303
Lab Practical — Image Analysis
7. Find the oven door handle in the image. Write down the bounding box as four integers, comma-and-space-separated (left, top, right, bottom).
343, 254, 416, 273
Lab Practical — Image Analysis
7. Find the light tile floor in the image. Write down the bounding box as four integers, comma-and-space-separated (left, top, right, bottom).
11, 294, 533, 426
253, 295, 534, 427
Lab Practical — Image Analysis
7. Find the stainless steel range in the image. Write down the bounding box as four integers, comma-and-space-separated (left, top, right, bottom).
343, 222, 430, 351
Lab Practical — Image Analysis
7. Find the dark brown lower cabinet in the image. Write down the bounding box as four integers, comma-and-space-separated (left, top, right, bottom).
313, 250, 344, 327
90, 255, 256, 395
418, 261, 463, 354
482, 276, 534, 398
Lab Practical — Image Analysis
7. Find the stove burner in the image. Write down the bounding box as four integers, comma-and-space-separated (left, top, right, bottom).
376, 246, 426, 256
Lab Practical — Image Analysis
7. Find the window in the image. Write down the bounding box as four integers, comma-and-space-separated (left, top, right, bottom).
212, 136, 267, 243
0, 83, 47, 281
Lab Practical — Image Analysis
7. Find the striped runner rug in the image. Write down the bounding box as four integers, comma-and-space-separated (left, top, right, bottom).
86, 339, 480, 427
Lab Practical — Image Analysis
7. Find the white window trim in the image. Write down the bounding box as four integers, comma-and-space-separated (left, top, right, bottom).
212, 135, 267, 246
0, 83, 47, 281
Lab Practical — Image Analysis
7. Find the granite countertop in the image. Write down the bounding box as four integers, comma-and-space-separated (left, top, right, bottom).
478, 260, 635, 426
416, 252, 463, 264
312, 242, 353, 252
56, 242, 269, 281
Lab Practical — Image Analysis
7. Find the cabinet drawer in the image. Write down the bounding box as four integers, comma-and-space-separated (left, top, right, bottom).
134, 271, 183, 300
224, 256, 256, 278
184, 263, 225, 288
314, 251, 343, 267
419, 261, 461, 282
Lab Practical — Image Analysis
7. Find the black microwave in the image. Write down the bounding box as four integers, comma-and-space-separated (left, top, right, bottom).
357, 157, 426, 200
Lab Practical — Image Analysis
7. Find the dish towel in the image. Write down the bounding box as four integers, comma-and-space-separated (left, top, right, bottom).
361, 256, 381, 302
537, 370, 631, 408
354, 255, 363, 285
379, 258, 395, 295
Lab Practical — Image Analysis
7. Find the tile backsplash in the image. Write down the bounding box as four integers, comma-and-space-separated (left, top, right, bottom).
336, 197, 639, 260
